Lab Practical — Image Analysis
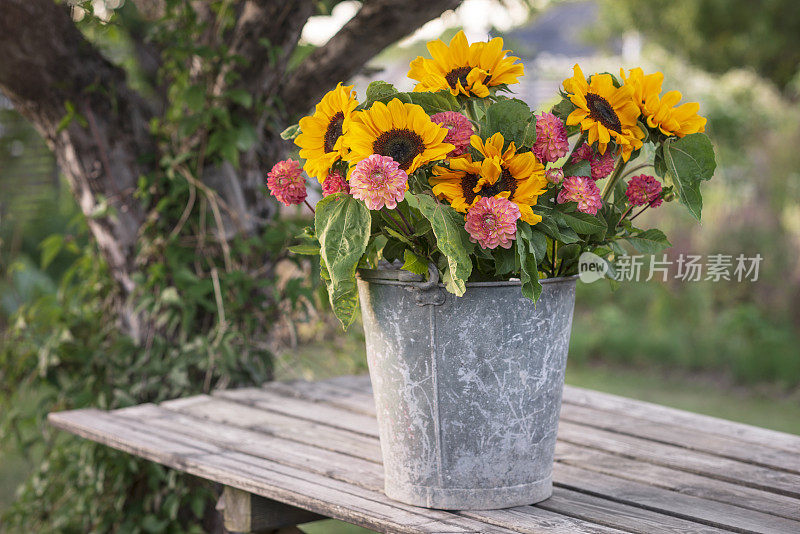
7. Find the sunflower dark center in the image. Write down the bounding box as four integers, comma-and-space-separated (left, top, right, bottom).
324, 112, 345, 153
372, 129, 426, 170
445, 66, 473, 89
585, 93, 622, 133
461, 168, 517, 204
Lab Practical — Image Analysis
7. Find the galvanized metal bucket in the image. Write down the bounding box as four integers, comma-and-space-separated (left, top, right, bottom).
357, 267, 577, 510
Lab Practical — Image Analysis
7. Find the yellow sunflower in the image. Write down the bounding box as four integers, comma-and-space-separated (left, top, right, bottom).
408, 30, 524, 98
562, 64, 645, 161
621, 68, 707, 137
342, 98, 453, 175
295, 83, 359, 183
430, 133, 546, 224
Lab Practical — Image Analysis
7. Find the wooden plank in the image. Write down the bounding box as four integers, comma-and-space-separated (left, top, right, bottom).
48, 408, 521, 534
283, 379, 800, 479
161, 393, 799, 533
554, 441, 800, 522
457, 507, 625, 534
263, 380, 377, 417
255, 379, 800, 497
563, 385, 800, 454
560, 403, 800, 475
557, 420, 800, 498
128, 403, 385, 488
214, 387, 380, 437
535, 488, 729, 534
130, 404, 632, 534
225, 381, 800, 523
161, 395, 383, 463
553, 463, 800, 534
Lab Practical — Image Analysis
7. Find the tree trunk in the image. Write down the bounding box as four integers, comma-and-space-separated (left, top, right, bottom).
0, 0, 464, 340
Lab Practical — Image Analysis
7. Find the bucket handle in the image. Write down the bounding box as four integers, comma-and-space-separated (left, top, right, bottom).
413, 263, 446, 306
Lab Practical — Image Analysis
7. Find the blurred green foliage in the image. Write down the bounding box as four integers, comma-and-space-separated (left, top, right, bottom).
0, 0, 319, 531
605, 0, 800, 94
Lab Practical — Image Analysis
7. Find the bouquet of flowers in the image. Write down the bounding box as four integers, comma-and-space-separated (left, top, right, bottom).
268, 31, 716, 328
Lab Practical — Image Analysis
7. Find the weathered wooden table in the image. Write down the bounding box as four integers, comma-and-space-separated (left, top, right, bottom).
49, 375, 800, 534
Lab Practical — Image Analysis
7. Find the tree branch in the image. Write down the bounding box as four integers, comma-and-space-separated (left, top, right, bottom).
280, 0, 462, 117
219, 0, 313, 99
0, 0, 156, 308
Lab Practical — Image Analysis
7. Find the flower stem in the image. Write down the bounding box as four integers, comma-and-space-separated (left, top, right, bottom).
396, 207, 415, 235
601, 157, 627, 202
616, 205, 633, 228
628, 197, 658, 222
620, 162, 654, 180
304, 199, 315, 214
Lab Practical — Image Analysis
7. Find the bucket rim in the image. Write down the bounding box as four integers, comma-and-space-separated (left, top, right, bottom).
357, 268, 578, 288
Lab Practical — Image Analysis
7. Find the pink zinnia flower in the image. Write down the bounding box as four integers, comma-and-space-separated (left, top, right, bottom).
625, 175, 663, 207
545, 167, 564, 185
431, 111, 474, 157
465, 196, 521, 250
532, 112, 569, 163
557, 176, 603, 215
571, 142, 615, 180
266, 159, 307, 206
322, 170, 350, 196
349, 154, 408, 210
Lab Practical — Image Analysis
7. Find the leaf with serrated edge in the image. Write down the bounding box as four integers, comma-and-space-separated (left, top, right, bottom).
625, 229, 672, 254
315, 194, 371, 328
516, 222, 542, 302
402, 249, 429, 275
405, 194, 472, 296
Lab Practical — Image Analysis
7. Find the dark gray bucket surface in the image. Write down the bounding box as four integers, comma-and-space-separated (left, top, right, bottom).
357, 269, 577, 510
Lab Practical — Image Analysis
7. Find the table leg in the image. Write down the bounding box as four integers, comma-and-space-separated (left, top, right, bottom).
216, 486, 325, 533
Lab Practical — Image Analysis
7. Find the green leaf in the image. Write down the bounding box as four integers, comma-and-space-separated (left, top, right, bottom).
184, 85, 206, 112
405, 194, 473, 296
288, 243, 320, 255
226, 88, 253, 108
656, 133, 716, 220
516, 222, 542, 302
551, 96, 575, 122
402, 249, 429, 275
482, 99, 533, 148
562, 158, 591, 178
315, 194, 372, 328
365, 81, 398, 102
558, 209, 607, 235
493, 246, 517, 276
383, 226, 415, 248
40, 234, 64, 269
409, 91, 461, 115
280, 123, 301, 140
234, 122, 257, 151
557, 243, 581, 260
528, 227, 548, 263
625, 229, 672, 254
521, 116, 537, 149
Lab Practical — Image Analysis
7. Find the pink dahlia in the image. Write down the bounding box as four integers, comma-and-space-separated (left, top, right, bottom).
625, 175, 663, 207
557, 176, 603, 215
431, 111, 474, 157
465, 196, 521, 250
266, 159, 307, 206
322, 170, 350, 196
532, 112, 569, 163
545, 167, 564, 185
571, 142, 615, 180
349, 154, 408, 210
